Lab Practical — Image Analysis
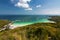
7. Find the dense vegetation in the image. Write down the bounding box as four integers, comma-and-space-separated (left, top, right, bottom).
49, 16, 60, 28
0, 16, 60, 40
0, 20, 11, 29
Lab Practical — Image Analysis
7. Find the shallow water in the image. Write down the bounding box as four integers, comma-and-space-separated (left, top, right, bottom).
12, 19, 52, 27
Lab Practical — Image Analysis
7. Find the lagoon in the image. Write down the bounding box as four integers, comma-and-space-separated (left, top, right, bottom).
9, 19, 55, 29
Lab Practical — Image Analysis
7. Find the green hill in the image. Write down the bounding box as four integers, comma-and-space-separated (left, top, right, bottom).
0, 23, 59, 40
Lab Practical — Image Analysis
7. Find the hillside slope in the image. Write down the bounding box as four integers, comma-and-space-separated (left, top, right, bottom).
0, 23, 59, 40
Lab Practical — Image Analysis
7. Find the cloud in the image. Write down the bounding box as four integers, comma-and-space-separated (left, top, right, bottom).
25, 8, 32, 10
45, 10, 60, 15
42, 9, 60, 15
36, 5, 41, 8
33, 8, 60, 15
11, 0, 32, 10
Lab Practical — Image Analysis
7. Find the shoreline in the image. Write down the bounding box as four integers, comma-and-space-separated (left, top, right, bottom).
8, 19, 55, 29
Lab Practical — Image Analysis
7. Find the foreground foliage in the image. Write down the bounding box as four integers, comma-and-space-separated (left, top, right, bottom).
0, 20, 11, 29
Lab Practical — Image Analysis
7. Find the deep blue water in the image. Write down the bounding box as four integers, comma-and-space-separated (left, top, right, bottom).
0, 15, 50, 22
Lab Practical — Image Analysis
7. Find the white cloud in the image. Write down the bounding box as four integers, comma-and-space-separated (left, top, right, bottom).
37, 8, 60, 15
33, 8, 60, 15
11, 0, 32, 10
42, 9, 60, 15
36, 5, 41, 8
25, 8, 32, 10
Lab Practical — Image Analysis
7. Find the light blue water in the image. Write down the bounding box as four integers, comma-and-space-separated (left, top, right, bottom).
0, 15, 52, 27
12, 19, 52, 27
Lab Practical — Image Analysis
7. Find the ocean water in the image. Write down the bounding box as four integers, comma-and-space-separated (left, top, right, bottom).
0, 15, 52, 28
0, 15, 50, 21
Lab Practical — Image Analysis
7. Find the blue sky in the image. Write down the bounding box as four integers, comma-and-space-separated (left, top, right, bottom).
0, 0, 60, 15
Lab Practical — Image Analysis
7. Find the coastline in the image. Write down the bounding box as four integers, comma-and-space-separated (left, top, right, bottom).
8, 19, 55, 29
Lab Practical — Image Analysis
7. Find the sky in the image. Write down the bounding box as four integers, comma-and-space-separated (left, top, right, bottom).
0, 0, 60, 15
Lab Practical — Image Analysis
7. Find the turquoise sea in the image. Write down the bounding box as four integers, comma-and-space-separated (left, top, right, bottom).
12, 18, 54, 27
0, 15, 53, 28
